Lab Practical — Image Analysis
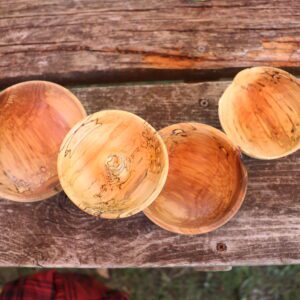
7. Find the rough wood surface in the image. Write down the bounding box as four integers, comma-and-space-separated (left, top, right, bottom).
1, 0, 300, 86
0, 81, 299, 267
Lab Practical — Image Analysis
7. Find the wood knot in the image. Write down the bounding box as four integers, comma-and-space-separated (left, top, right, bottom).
105, 154, 130, 185
216, 242, 227, 252
199, 98, 209, 107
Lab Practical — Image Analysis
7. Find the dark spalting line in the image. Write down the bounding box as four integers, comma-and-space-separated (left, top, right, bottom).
172, 129, 188, 137
0, 81, 299, 267
60, 116, 102, 154
53, 186, 61, 192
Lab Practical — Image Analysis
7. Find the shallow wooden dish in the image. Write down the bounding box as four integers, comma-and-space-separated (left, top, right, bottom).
219, 66, 300, 159
144, 123, 248, 235
57, 110, 169, 219
0, 81, 87, 202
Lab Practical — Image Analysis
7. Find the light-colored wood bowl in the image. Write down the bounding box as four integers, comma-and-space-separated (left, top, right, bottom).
57, 110, 169, 219
219, 66, 300, 159
144, 123, 247, 235
0, 81, 87, 202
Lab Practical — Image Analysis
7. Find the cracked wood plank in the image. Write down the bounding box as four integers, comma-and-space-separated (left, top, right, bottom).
0, 81, 299, 267
0, 0, 300, 86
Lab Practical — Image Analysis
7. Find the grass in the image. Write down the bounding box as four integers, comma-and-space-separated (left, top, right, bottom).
0, 266, 300, 300
106, 266, 300, 300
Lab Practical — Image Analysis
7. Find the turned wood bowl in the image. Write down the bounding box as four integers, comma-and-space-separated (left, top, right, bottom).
219, 66, 300, 159
0, 81, 87, 202
144, 123, 248, 235
57, 110, 169, 219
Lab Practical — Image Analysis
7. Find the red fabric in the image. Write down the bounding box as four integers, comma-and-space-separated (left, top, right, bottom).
0, 270, 128, 300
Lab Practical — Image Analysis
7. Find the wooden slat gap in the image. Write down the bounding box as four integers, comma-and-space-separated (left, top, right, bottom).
1, 66, 300, 90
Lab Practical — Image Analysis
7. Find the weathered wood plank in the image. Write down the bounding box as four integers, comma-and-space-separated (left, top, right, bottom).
0, 0, 300, 86
0, 81, 299, 267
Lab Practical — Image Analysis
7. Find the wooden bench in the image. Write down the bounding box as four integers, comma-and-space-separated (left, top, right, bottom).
0, 0, 299, 268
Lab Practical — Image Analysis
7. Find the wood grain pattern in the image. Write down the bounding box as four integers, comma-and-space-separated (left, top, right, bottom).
0, 81, 299, 267
1, 0, 300, 85
0, 81, 86, 202
219, 67, 300, 159
57, 110, 168, 219
144, 123, 247, 235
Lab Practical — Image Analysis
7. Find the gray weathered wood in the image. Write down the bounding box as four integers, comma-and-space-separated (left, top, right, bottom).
0, 0, 300, 86
0, 81, 299, 267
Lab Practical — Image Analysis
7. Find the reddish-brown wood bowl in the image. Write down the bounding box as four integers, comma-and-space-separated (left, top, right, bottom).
144, 123, 248, 235
219, 67, 300, 159
57, 110, 169, 219
0, 81, 87, 202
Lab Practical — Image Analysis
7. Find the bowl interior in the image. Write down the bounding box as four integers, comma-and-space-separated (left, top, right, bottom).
0, 81, 87, 202
218, 67, 300, 159
144, 123, 247, 235
57, 110, 169, 219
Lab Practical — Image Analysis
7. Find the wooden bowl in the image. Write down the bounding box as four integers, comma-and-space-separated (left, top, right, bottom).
0, 81, 87, 202
144, 123, 247, 235
57, 110, 169, 219
219, 67, 300, 159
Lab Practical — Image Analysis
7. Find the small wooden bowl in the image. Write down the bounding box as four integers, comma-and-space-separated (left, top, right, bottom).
219, 67, 300, 159
0, 81, 87, 202
57, 110, 169, 219
144, 123, 247, 235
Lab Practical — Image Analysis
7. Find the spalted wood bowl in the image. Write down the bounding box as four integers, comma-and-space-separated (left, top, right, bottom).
57, 110, 169, 219
144, 123, 248, 235
219, 66, 300, 159
0, 81, 87, 202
